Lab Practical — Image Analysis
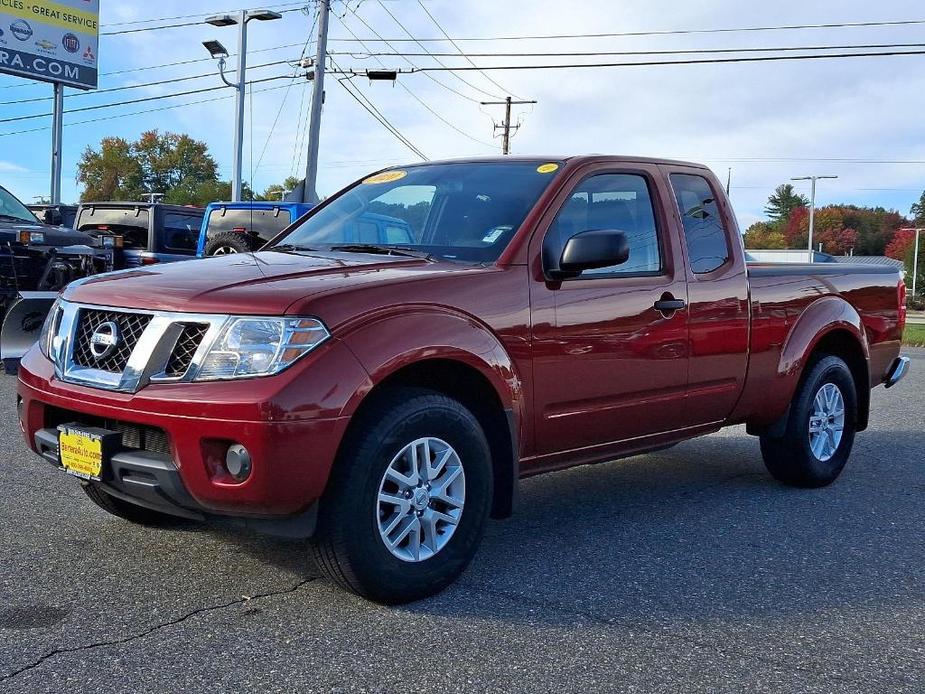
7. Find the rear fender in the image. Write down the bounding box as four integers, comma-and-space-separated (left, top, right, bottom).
749, 296, 869, 433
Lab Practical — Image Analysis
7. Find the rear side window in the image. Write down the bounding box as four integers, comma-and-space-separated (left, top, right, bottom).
76, 207, 150, 249
547, 173, 661, 276
162, 213, 201, 253
206, 208, 292, 244
669, 174, 730, 274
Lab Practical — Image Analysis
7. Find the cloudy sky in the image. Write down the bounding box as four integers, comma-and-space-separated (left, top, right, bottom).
1, 0, 924, 229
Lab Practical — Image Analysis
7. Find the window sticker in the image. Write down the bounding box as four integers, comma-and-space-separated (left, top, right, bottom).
536, 163, 559, 174
362, 170, 408, 184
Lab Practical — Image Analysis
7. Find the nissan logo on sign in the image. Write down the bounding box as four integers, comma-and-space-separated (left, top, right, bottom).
89, 321, 120, 360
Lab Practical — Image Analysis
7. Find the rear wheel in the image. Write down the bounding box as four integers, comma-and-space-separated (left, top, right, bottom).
204, 231, 260, 256
759, 355, 858, 488
310, 388, 492, 604
82, 484, 182, 525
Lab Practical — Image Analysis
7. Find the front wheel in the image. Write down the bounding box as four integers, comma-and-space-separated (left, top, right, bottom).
760, 355, 858, 488
310, 388, 493, 604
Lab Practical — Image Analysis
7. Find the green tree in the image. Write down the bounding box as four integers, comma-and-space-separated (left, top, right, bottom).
744, 221, 786, 249
911, 191, 925, 226
764, 184, 808, 222
77, 130, 221, 204
259, 176, 301, 201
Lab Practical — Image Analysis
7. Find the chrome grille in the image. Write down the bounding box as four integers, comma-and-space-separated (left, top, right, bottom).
164, 323, 209, 377
72, 309, 152, 372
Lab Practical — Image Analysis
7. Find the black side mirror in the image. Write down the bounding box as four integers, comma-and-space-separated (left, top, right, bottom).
41, 208, 63, 226
545, 229, 629, 280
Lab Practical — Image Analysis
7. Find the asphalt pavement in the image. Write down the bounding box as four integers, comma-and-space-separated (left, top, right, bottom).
1, 350, 923, 693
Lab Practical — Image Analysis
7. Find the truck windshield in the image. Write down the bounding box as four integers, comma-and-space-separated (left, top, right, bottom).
275, 161, 562, 263
0, 186, 38, 224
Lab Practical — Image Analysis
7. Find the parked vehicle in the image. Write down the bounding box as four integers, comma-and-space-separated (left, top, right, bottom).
198, 201, 313, 255
27, 204, 79, 228
18, 157, 908, 604
75, 202, 203, 266
0, 186, 120, 369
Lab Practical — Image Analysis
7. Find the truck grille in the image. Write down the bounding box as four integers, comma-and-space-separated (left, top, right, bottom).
164, 323, 209, 377
72, 309, 152, 372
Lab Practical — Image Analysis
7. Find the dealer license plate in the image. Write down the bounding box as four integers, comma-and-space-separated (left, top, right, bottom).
58, 427, 104, 480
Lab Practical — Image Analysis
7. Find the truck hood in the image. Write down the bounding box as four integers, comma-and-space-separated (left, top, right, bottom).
63, 250, 459, 316
0, 219, 94, 246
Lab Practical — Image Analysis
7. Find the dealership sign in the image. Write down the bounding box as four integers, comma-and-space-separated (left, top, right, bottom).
0, 0, 99, 89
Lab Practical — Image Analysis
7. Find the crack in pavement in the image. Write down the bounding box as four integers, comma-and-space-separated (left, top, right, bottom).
0, 577, 318, 683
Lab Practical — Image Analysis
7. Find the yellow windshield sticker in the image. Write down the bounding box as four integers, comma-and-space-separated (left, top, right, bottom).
363, 170, 407, 184
536, 163, 559, 174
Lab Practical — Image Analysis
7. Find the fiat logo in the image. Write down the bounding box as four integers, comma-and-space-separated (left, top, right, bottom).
89, 321, 120, 360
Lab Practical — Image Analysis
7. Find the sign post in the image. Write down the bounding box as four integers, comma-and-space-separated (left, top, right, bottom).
0, 0, 100, 202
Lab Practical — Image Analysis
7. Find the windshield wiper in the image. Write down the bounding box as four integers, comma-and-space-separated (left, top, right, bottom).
0, 214, 36, 224
267, 243, 321, 253
328, 244, 431, 259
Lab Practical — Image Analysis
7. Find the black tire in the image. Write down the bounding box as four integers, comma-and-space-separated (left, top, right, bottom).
204, 231, 261, 256
310, 387, 493, 604
760, 355, 858, 488
82, 484, 182, 525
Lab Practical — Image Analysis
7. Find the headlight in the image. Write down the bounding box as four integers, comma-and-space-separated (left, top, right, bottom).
38, 299, 62, 360
195, 317, 330, 380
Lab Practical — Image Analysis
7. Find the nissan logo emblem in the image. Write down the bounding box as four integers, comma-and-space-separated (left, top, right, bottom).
89, 321, 120, 360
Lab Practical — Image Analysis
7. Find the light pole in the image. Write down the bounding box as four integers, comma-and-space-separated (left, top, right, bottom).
204, 9, 282, 202
900, 228, 923, 297
792, 175, 838, 262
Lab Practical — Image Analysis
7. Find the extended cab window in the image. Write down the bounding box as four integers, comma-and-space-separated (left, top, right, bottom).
547, 173, 661, 276
670, 174, 731, 274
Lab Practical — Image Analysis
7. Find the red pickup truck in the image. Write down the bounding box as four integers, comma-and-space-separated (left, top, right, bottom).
18, 156, 909, 603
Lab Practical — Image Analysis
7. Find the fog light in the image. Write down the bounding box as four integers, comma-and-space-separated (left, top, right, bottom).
225, 444, 252, 481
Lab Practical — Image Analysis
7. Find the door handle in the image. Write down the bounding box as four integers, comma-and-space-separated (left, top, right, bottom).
654, 296, 686, 313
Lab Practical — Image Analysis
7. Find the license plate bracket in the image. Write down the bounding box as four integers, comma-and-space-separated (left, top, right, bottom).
57, 424, 122, 481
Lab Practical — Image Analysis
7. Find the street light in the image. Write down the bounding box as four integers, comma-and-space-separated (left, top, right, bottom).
203, 9, 282, 202
792, 175, 838, 262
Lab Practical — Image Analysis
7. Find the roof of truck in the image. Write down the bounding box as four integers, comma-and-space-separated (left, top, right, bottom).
389, 155, 710, 169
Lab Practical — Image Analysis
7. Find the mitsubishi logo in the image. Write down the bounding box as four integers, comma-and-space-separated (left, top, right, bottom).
89, 321, 120, 360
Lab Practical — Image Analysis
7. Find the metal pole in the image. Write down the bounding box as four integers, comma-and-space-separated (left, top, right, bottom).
304, 0, 330, 204
807, 177, 817, 263
50, 82, 64, 204
913, 229, 921, 297
231, 10, 247, 201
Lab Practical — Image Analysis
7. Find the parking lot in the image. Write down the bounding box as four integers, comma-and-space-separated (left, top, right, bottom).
0, 350, 921, 693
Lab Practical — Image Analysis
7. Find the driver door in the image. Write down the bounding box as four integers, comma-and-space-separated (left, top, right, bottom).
530, 166, 690, 458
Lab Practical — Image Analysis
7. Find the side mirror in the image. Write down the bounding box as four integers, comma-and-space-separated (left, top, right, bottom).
545, 229, 629, 280
41, 208, 63, 226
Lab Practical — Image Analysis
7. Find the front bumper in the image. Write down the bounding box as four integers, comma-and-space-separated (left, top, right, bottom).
17, 342, 365, 524
884, 355, 910, 389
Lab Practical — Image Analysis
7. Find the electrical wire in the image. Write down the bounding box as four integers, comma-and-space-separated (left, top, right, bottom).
333, 12, 496, 149
344, 4, 480, 104
0, 75, 296, 125
330, 57, 427, 160
414, 0, 522, 100
374, 0, 505, 101
327, 17, 925, 43
99, 5, 307, 36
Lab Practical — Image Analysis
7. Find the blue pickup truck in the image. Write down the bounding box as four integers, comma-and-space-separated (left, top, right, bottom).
197, 201, 416, 256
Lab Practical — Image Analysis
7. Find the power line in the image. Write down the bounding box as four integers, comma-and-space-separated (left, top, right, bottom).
414, 0, 522, 100
330, 41, 925, 59
98, 2, 309, 28
344, 3, 480, 104
330, 57, 427, 160
0, 75, 296, 125
333, 11, 496, 149
0, 59, 294, 106
326, 17, 925, 43
374, 0, 505, 101
99, 5, 307, 36
362, 48, 925, 74
0, 81, 298, 138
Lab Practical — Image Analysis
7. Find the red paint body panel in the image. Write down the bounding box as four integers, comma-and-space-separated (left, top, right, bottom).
18, 156, 905, 520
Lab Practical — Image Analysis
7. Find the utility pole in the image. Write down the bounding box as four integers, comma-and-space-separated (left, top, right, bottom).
49, 83, 64, 204
900, 227, 923, 297
725, 167, 732, 196
304, 0, 330, 204
792, 175, 838, 262
480, 96, 537, 154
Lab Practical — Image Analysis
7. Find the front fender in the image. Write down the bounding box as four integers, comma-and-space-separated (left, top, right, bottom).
336, 305, 523, 422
